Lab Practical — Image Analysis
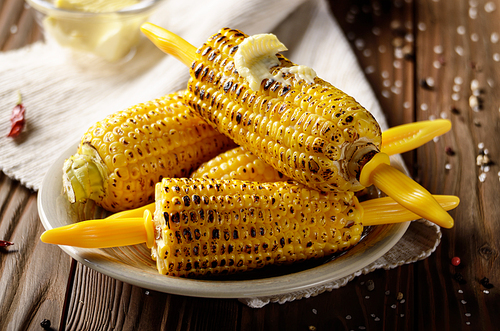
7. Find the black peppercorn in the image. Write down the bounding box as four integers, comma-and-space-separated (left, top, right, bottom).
40, 319, 51, 329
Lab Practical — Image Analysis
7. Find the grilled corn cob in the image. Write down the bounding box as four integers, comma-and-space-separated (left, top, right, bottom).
141, 24, 455, 228
190, 146, 289, 182
63, 91, 236, 212
185, 29, 381, 193
41, 177, 460, 277
152, 178, 361, 277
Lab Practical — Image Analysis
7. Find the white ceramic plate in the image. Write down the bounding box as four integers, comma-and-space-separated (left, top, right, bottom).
38, 142, 410, 299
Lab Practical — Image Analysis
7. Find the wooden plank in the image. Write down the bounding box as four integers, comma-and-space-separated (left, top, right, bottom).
63, 263, 242, 331
413, 0, 500, 329
0, 173, 71, 330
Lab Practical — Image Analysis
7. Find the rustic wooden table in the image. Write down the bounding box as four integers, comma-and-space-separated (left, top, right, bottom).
1, 0, 499, 330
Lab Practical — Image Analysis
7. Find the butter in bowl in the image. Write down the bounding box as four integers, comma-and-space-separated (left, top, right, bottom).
27, 0, 163, 63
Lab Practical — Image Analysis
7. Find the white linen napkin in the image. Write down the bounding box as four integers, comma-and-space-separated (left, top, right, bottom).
0, 0, 441, 307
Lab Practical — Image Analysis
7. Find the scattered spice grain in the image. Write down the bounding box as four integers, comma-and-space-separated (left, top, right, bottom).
480, 277, 494, 289
0, 240, 14, 248
40, 319, 51, 329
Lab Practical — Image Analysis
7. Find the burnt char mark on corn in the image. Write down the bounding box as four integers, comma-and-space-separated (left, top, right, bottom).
185, 28, 382, 194
152, 177, 363, 278
78, 90, 237, 212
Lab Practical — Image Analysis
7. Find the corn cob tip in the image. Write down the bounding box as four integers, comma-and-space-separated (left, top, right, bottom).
62, 142, 107, 205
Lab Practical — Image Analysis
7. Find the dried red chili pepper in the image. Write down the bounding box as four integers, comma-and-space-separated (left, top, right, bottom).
0, 240, 14, 247
7, 91, 26, 138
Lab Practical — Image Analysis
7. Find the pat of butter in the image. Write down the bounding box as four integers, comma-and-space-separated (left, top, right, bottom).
234, 33, 317, 91
43, 0, 145, 62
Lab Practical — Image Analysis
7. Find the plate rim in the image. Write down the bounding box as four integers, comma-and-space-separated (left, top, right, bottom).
37, 142, 410, 299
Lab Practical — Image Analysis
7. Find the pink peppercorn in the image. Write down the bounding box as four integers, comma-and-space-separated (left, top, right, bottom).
451, 257, 461, 266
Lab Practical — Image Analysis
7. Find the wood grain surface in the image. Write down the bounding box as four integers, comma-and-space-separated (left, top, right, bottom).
1, 0, 499, 330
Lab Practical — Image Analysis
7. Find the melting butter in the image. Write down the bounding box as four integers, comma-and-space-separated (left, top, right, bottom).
234, 33, 317, 91
44, 0, 146, 62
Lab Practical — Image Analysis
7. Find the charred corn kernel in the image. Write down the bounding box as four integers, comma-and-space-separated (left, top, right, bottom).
63, 91, 236, 212
191, 146, 289, 182
182, 28, 382, 192
151, 177, 362, 277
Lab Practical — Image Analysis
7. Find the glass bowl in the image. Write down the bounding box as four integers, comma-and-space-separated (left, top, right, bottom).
27, 0, 164, 63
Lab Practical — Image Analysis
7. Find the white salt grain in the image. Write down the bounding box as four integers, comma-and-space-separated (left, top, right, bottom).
404, 101, 411, 108
493, 53, 500, 61
421, 103, 429, 111
418, 22, 427, 31
452, 93, 460, 101
471, 79, 480, 91
455, 76, 464, 84
382, 71, 390, 79
485, 2, 496, 13
479, 173, 487, 182
471, 33, 479, 42
469, 95, 479, 109
434, 45, 444, 54
491, 32, 499, 43
457, 26, 466, 35
372, 27, 381, 35
365, 66, 376, 74
453, 85, 461, 92
10, 25, 17, 34
470, 7, 478, 19
434, 61, 442, 69
395, 47, 404, 59
355, 39, 365, 50
455, 46, 464, 56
